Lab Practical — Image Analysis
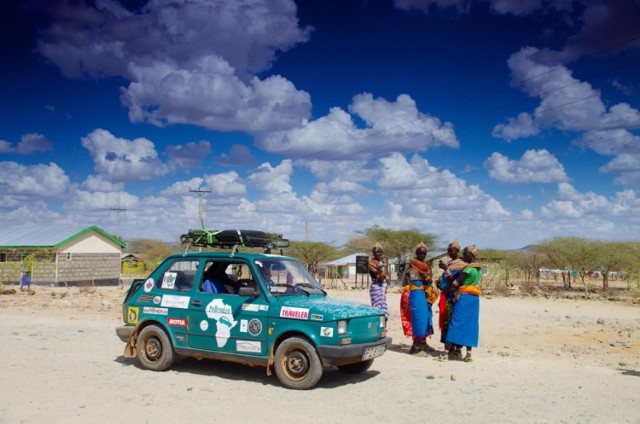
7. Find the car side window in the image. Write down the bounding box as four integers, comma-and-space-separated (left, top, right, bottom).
200, 262, 258, 294
159, 260, 198, 292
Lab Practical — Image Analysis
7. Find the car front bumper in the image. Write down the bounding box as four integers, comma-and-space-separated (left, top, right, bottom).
316, 336, 392, 367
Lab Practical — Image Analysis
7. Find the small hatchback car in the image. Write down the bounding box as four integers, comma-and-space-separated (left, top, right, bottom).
116, 230, 391, 389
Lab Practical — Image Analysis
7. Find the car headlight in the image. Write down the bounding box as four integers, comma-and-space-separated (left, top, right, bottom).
379, 316, 385, 328
337, 320, 348, 335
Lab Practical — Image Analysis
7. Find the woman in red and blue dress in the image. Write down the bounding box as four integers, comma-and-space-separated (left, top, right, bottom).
402, 243, 436, 355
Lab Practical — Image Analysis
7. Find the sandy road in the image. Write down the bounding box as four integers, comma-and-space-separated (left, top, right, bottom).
0, 287, 638, 423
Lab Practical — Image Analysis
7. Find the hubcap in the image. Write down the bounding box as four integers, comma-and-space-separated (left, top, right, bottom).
285, 350, 309, 378
145, 337, 162, 361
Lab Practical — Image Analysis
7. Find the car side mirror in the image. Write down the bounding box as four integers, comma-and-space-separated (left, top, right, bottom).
238, 286, 259, 297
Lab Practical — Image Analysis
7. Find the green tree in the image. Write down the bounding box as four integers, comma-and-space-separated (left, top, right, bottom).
535, 238, 584, 289
287, 241, 338, 274
591, 241, 636, 291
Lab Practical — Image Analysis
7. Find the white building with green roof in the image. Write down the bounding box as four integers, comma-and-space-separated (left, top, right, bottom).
0, 225, 126, 286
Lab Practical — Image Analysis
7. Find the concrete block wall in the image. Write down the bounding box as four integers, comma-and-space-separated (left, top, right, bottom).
57, 253, 121, 286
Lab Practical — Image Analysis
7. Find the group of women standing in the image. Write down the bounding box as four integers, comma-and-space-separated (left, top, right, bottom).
368, 241, 482, 362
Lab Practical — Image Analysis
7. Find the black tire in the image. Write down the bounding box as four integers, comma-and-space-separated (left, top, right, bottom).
136, 325, 174, 371
337, 359, 374, 374
274, 337, 323, 390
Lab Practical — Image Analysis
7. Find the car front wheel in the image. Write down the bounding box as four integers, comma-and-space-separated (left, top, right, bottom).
274, 337, 323, 390
136, 325, 174, 371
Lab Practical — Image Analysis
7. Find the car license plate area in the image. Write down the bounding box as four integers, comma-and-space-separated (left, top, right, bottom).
362, 344, 386, 361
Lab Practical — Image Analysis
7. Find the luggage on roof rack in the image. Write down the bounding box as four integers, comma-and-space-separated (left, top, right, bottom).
180, 229, 289, 249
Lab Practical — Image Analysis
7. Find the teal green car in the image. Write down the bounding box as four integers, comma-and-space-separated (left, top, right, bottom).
116, 236, 391, 390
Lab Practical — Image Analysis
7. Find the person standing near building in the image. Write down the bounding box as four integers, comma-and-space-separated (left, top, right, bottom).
368, 243, 389, 323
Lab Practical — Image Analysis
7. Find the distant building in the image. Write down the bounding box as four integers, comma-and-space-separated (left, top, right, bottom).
0, 225, 126, 286
121, 253, 145, 274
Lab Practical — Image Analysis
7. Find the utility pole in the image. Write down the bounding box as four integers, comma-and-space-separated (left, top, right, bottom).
110, 207, 127, 240
189, 188, 211, 229
305, 221, 309, 242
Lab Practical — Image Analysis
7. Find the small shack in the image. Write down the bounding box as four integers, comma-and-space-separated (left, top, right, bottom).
121, 253, 145, 274
0, 225, 126, 286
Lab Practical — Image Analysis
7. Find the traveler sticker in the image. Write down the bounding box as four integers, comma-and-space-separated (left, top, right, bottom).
279, 306, 309, 320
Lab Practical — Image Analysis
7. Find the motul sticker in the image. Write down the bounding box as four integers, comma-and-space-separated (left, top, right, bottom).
167, 317, 187, 327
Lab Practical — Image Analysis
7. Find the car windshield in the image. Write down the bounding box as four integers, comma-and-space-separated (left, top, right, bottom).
254, 258, 325, 296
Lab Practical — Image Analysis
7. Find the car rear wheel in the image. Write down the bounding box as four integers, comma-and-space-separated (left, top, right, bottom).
274, 337, 323, 390
136, 325, 174, 371
337, 359, 374, 374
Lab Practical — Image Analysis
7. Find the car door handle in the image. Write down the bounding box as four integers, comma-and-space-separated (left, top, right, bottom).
192, 300, 202, 307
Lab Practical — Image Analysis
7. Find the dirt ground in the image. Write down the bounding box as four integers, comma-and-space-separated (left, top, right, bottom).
0, 285, 638, 424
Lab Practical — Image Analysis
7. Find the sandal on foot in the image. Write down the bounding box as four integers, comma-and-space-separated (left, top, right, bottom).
463, 353, 473, 362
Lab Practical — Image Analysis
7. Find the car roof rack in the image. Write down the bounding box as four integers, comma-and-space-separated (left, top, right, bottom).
180, 229, 290, 254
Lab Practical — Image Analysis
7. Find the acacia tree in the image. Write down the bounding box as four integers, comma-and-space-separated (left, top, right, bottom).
287, 241, 337, 275
346, 226, 438, 278
591, 241, 636, 291
535, 238, 583, 289
535, 238, 640, 292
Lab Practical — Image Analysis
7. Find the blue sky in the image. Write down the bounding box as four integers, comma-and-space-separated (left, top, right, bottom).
1, 0, 639, 249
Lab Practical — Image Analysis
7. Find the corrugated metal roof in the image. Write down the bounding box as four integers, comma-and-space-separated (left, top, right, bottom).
0, 225, 124, 248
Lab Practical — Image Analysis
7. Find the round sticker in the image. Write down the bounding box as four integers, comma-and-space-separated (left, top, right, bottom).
144, 278, 155, 293
153, 296, 161, 304
248, 318, 262, 336
200, 320, 209, 331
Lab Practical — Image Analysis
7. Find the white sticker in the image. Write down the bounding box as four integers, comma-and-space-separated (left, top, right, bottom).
143, 278, 154, 293
320, 327, 334, 337
160, 294, 190, 309
236, 340, 261, 353
143, 307, 168, 316
161, 272, 177, 289
242, 304, 259, 312
200, 320, 209, 331
240, 319, 248, 333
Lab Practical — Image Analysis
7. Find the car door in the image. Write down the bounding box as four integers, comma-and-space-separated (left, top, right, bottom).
187, 260, 271, 357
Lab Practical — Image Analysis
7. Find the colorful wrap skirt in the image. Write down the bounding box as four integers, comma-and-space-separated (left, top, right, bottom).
445, 292, 480, 347
369, 281, 389, 321
400, 289, 412, 337
408, 282, 433, 339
